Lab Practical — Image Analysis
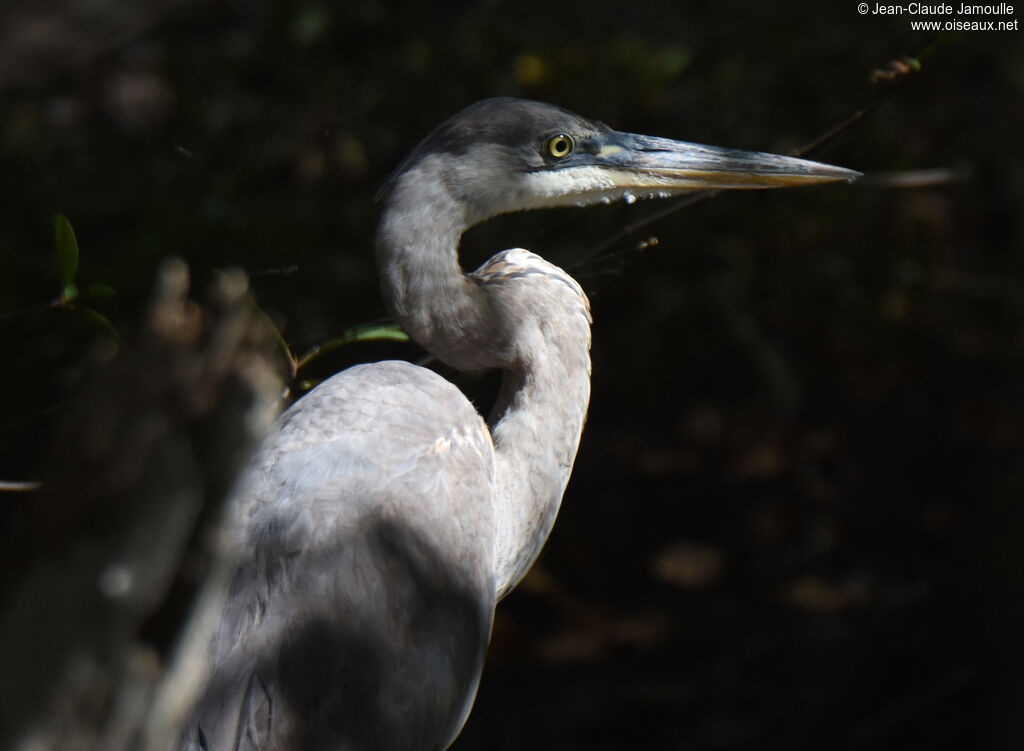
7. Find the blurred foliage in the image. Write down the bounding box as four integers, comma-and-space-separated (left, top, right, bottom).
1, 0, 1023, 749
53, 214, 80, 302
49, 214, 120, 340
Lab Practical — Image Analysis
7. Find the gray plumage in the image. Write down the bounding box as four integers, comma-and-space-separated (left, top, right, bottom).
181, 98, 858, 750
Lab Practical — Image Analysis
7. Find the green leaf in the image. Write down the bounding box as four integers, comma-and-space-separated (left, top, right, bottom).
296, 323, 409, 371
83, 283, 118, 300
348, 323, 410, 343
54, 214, 80, 302
73, 304, 120, 342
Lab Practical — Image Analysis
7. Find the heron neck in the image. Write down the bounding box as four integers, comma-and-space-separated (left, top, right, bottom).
375, 159, 509, 372
376, 160, 592, 599
489, 309, 591, 600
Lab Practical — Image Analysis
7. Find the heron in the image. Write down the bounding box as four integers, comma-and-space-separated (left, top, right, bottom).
180, 97, 858, 750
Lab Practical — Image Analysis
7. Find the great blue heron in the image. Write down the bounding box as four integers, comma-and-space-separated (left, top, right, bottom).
181, 98, 858, 750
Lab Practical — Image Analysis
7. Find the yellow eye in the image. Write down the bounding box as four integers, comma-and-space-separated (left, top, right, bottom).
547, 133, 574, 159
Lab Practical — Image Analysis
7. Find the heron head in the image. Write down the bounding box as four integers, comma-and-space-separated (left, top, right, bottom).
380, 97, 860, 225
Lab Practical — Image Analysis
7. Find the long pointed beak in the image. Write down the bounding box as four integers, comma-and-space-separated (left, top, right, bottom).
590, 131, 860, 192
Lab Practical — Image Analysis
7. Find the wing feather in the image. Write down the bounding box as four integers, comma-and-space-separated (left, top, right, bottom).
184, 361, 496, 751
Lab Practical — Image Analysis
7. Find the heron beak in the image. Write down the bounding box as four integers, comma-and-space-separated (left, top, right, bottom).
592, 131, 861, 191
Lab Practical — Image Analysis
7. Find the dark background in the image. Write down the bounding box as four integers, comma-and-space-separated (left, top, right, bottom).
2, 1, 1023, 748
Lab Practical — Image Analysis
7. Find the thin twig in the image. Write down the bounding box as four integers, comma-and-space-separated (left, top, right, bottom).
572, 49, 928, 282
0, 480, 42, 492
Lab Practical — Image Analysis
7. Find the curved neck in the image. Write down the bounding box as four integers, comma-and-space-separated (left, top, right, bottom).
376, 157, 509, 372
376, 160, 593, 601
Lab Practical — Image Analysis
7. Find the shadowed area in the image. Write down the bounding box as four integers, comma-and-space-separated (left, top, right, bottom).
189, 515, 492, 751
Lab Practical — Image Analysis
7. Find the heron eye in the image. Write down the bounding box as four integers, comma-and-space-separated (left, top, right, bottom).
546, 134, 574, 159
